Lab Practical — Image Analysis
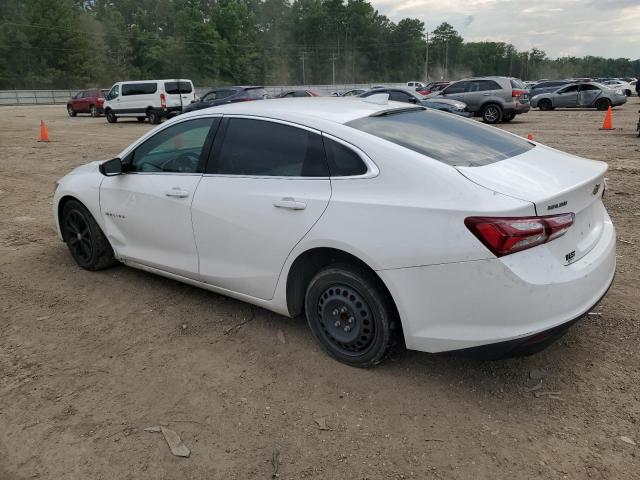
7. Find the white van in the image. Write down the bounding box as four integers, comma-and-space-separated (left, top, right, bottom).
103, 79, 196, 124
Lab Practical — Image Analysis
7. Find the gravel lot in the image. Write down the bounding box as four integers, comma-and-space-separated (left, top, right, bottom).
1, 102, 639, 479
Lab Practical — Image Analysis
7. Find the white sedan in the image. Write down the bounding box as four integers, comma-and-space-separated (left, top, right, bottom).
53, 97, 616, 367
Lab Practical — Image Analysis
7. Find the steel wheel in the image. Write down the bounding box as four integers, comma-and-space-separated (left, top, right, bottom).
64, 209, 93, 264
316, 284, 376, 356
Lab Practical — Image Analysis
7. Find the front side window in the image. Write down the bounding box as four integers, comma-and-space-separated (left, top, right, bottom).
201, 92, 217, 102
109, 85, 119, 99
211, 118, 328, 177
128, 118, 216, 173
347, 109, 533, 167
246, 88, 268, 99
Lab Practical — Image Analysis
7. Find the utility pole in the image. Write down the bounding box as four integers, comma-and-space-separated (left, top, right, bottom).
444, 41, 448, 80
330, 52, 338, 86
300, 50, 308, 85
423, 31, 429, 83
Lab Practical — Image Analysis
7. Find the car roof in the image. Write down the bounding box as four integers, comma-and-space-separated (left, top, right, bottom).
180, 97, 415, 126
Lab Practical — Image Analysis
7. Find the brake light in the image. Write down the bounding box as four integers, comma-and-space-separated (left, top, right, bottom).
160, 93, 166, 110
512, 89, 527, 98
465, 213, 574, 257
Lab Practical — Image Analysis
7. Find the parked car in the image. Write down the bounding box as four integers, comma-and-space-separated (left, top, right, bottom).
417, 81, 450, 95
277, 90, 321, 98
601, 80, 634, 96
53, 97, 615, 366
428, 76, 530, 123
103, 79, 196, 124
182, 86, 268, 114
407, 81, 425, 89
531, 82, 627, 111
359, 88, 470, 117
67, 89, 108, 117
339, 89, 366, 97
529, 80, 570, 96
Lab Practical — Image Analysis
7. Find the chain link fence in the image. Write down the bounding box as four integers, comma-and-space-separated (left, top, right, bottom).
0, 83, 408, 106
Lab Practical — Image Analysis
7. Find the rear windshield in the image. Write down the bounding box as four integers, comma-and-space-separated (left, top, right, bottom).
165, 81, 193, 94
346, 109, 533, 167
246, 88, 268, 99
510, 78, 527, 89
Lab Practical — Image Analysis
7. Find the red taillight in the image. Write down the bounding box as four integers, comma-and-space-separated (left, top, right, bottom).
160, 93, 166, 110
465, 213, 574, 257
512, 89, 527, 98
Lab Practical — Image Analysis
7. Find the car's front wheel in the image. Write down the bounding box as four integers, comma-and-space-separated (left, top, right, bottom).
105, 110, 117, 123
61, 199, 115, 271
304, 264, 397, 368
481, 104, 502, 124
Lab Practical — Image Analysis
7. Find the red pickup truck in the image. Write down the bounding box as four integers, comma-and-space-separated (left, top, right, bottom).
67, 89, 109, 117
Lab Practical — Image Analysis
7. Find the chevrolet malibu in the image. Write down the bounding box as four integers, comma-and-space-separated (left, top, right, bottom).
53, 97, 616, 367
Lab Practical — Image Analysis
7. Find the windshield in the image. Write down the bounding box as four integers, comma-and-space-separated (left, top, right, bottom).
346, 110, 534, 167
246, 88, 268, 99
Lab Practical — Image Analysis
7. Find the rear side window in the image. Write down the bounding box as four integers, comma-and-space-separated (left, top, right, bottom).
211, 119, 329, 177
122, 83, 158, 96
468, 80, 500, 92
347, 110, 534, 167
323, 138, 367, 176
164, 81, 193, 94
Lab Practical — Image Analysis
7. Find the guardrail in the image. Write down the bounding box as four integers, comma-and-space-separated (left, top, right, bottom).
0, 84, 408, 106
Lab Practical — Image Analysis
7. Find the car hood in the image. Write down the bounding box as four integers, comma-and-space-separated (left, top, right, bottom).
422, 98, 466, 109
69, 160, 102, 175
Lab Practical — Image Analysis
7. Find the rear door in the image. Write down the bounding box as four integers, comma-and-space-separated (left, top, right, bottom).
577, 84, 602, 107
464, 80, 501, 111
192, 116, 332, 300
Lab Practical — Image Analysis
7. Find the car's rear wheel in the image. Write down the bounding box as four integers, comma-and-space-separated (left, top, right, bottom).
136, 117, 146, 122
90, 105, 99, 117
61, 199, 115, 271
67, 105, 76, 117
501, 112, 515, 122
595, 98, 610, 111
105, 110, 117, 123
481, 104, 502, 124
304, 264, 396, 368
148, 110, 161, 124
538, 99, 553, 111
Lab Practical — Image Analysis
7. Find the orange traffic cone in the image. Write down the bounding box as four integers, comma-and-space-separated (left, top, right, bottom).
38, 120, 49, 142
527, 133, 534, 140
600, 106, 613, 130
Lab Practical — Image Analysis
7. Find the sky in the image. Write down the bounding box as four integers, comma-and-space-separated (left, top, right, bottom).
371, 0, 640, 59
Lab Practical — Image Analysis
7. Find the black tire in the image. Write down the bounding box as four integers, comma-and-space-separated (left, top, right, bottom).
148, 110, 161, 124
90, 104, 99, 117
136, 116, 146, 122
538, 99, 553, 111
61, 199, 115, 271
67, 105, 76, 117
481, 103, 502, 124
625, 90, 631, 97
595, 98, 610, 111
105, 109, 117, 123
304, 263, 397, 368
501, 112, 515, 122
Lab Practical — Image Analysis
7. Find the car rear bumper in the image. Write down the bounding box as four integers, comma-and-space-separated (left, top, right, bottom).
515, 103, 531, 114
378, 212, 616, 353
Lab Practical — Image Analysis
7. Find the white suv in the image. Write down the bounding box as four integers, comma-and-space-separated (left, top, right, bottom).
103, 79, 195, 124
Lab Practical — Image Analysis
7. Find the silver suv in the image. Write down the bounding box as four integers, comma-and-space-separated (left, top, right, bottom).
429, 76, 530, 124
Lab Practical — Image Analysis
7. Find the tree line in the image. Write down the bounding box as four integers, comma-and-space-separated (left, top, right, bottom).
1, 0, 638, 90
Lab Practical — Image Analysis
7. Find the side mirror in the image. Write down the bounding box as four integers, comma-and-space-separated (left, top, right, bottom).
409, 97, 418, 104
99, 157, 123, 176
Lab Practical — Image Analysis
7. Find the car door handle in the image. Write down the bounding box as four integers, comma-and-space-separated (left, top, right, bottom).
165, 188, 190, 198
273, 197, 306, 210
483, 93, 490, 96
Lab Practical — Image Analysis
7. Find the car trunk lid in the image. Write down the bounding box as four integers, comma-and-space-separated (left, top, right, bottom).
457, 145, 608, 264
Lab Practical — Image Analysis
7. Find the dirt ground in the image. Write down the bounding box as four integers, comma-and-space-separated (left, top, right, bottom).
1, 101, 639, 480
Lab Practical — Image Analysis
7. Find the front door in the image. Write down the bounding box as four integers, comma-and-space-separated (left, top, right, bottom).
100, 117, 218, 278
554, 84, 579, 107
192, 116, 332, 300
